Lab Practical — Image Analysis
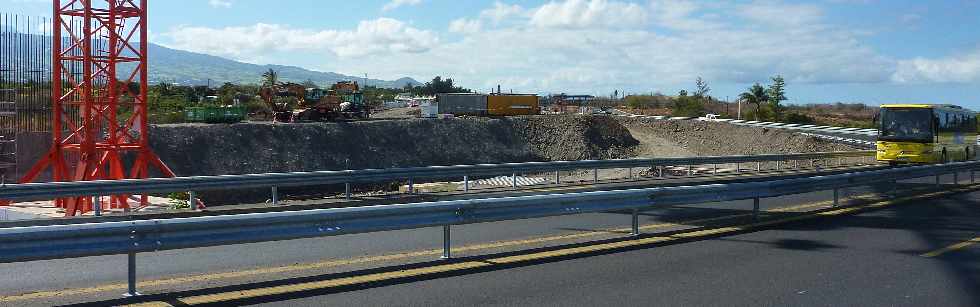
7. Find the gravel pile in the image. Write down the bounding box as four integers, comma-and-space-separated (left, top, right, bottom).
515, 115, 639, 161
151, 116, 641, 177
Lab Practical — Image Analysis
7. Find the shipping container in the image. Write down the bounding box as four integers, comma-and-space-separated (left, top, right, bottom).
487, 94, 540, 116
185, 106, 247, 124
437, 93, 488, 116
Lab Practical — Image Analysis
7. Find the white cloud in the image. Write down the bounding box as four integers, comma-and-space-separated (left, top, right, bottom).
449, 18, 481, 34
158, 0, 965, 95
208, 0, 232, 9
892, 50, 980, 83
736, 0, 823, 27
648, 0, 721, 31
529, 0, 648, 29
162, 18, 439, 60
382, 0, 422, 12
479, 1, 526, 25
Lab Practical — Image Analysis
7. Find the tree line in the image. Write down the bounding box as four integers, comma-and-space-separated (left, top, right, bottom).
146, 74, 473, 123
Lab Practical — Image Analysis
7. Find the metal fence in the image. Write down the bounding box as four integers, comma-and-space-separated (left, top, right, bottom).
0, 159, 976, 297
0, 13, 52, 134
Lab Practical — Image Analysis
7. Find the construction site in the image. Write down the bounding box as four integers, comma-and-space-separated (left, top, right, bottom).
0, 2, 861, 219
4, 2, 980, 306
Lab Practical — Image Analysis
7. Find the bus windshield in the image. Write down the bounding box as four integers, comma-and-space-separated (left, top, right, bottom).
879, 108, 933, 142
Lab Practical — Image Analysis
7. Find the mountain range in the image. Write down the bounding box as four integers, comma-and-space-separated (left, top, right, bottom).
2, 33, 421, 89
146, 43, 421, 88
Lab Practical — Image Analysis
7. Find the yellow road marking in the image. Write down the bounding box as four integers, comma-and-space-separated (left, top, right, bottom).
921, 237, 980, 258
176, 262, 489, 306
3, 187, 963, 304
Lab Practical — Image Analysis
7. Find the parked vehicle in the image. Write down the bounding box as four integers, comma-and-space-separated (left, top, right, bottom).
876, 104, 977, 164
296, 81, 370, 121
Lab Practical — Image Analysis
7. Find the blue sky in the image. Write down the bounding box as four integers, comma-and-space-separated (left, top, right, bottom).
4, 0, 980, 107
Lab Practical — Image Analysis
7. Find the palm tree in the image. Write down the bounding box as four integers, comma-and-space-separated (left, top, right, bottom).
739, 83, 769, 121
261, 69, 279, 88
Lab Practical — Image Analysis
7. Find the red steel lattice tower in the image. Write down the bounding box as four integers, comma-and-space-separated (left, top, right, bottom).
20, 0, 174, 216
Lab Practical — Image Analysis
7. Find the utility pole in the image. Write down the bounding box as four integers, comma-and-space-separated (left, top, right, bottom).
737, 98, 742, 120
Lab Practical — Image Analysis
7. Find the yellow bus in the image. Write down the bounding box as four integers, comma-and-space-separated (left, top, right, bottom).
876, 104, 977, 164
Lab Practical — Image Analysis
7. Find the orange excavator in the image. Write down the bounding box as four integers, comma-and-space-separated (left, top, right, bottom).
259, 82, 306, 122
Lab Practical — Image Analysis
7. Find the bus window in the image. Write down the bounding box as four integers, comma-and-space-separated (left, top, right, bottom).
879, 108, 934, 142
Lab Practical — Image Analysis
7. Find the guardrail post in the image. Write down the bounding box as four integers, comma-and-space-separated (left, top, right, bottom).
753, 198, 760, 221
463, 175, 469, 192
713, 164, 718, 174
271, 186, 279, 205
125, 225, 140, 297
594, 168, 599, 183
687, 165, 693, 176
409, 178, 415, 194
736, 163, 740, 173
658, 166, 664, 177
441, 225, 452, 259
628, 167, 633, 180
345, 182, 351, 199
125, 251, 139, 297
555, 170, 561, 184
833, 188, 839, 207
756, 162, 761, 172
94, 195, 102, 216
512, 173, 518, 189
794, 160, 799, 169
631, 209, 640, 237
776, 161, 780, 170
188, 191, 196, 210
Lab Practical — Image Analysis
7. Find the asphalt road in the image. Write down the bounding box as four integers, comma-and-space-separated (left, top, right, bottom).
287, 190, 978, 307
0, 175, 976, 306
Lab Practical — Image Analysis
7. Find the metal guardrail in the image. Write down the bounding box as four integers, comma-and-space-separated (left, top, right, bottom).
0, 159, 975, 297
0, 151, 873, 203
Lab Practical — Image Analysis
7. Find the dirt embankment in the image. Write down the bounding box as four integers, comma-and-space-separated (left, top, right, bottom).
151, 116, 638, 177
147, 115, 854, 204
616, 117, 856, 156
